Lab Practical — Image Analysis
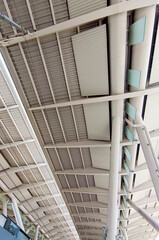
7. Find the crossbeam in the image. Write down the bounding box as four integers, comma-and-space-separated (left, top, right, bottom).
0, 139, 35, 149
0, 180, 54, 196
30, 84, 159, 111
0, 163, 46, 177
1, 0, 159, 46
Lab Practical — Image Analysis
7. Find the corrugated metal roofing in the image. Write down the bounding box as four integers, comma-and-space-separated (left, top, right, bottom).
0, 0, 159, 240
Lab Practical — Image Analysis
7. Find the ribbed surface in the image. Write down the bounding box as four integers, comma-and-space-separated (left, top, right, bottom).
67, 0, 107, 19
72, 25, 109, 96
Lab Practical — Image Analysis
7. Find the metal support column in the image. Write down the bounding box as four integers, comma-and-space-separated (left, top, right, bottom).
3, 200, 8, 216
34, 225, 39, 240
12, 197, 24, 231
107, 116, 121, 240
127, 197, 159, 232
135, 114, 159, 200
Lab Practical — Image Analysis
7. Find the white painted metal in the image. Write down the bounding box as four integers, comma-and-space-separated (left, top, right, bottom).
1, 0, 159, 46
34, 225, 39, 240
135, 115, 159, 200
127, 198, 159, 232
72, 25, 109, 96
107, 116, 121, 240
67, 0, 107, 18
3, 200, 8, 216
83, 102, 110, 140
0, 139, 35, 149
29, 83, 159, 111
12, 197, 24, 231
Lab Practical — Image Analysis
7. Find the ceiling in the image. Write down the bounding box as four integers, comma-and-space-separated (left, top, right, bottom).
0, 0, 159, 239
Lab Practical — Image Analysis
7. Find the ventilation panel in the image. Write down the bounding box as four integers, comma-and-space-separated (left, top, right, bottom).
67, 0, 107, 19
83, 102, 110, 141
90, 147, 110, 170
72, 25, 109, 96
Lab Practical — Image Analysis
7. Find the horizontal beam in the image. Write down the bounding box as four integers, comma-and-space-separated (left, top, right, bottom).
61, 187, 109, 195
0, 105, 18, 112
43, 128, 159, 149
2, 0, 159, 46
27, 204, 65, 215
72, 212, 107, 220
31, 84, 159, 111
78, 229, 103, 235
75, 221, 105, 228
0, 139, 35, 149
54, 163, 147, 176
54, 167, 109, 176
0, 163, 46, 177
67, 201, 107, 209
44, 140, 111, 149
36, 212, 69, 223
19, 194, 60, 206
0, 180, 54, 196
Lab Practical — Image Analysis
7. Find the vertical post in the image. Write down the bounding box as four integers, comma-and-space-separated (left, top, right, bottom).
34, 225, 39, 240
3, 200, 8, 216
107, 116, 121, 240
127, 198, 159, 232
12, 197, 24, 231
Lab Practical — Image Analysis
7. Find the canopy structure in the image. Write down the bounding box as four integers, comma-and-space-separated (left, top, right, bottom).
0, 0, 159, 240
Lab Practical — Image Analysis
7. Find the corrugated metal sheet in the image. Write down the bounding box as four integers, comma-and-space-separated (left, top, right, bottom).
67, 0, 107, 19
72, 25, 109, 96
8, 45, 39, 107
52, 0, 70, 24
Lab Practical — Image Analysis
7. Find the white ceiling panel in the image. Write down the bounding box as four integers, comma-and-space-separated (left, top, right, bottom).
149, 23, 159, 84
144, 93, 159, 132
68, 0, 107, 19
83, 102, 110, 140
72, 25, 109, 96
90, 147, 110, 170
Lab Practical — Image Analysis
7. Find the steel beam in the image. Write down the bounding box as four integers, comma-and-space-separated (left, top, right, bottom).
127, 197, 159, 232
0, 139, 35, 149
27, 204, 65, 215
0, 163, 46, 177
67, 201, 107, 209
54, 167, 109, 176
12, 197, 24, 230
19, 194, 60, 206
1, 0, 159, 46
107, 116, 121, 240
0, 180, 54, 196
30, 84, 159, 111
61, 187, 109, 195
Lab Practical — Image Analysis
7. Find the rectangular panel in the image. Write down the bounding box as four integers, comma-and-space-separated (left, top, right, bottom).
125, 101, 136, 120
127, 69, 141, 88
83, 102, 110, 141
128, 16, 146, 46
72, 25, 109, 96
124, 126, 134, 143
68, 0, 107, 19
90, 147, 110, 170
149, 23, 159, 84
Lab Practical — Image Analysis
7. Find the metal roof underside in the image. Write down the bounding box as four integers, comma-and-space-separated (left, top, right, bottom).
0, 0, 159, 240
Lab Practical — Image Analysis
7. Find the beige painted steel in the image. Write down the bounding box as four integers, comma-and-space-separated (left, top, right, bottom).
68, 0, 107, 18
1, 0, 159, 46
72, 25, 109, 96
83, 102, 110, 140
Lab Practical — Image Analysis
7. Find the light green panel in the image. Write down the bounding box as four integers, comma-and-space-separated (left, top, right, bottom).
127, 69, 141, 88
128, 16, 146, 46
123, 146, 132, 162
125, 101, 137, 120
124, 126, 134, 143
122, 184, 128, 197
123, 175, 129, 188
123, 161, 130, 175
